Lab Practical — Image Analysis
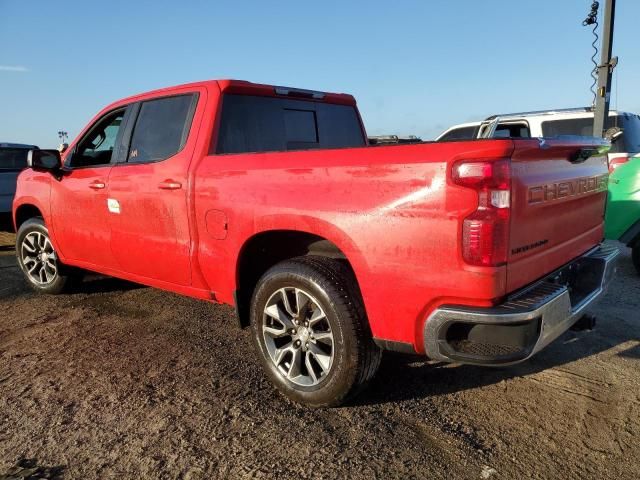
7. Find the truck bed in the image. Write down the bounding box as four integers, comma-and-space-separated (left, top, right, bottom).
193, 136, 609, 348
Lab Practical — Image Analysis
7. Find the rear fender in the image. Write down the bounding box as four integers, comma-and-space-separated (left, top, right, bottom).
252, 213, 371, 282
620, 218, 640, 247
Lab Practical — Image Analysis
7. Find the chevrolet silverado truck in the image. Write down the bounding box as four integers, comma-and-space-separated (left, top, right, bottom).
13, 80, 619, 407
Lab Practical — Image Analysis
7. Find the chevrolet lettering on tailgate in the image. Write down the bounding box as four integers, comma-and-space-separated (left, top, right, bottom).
528, 174, 608, 204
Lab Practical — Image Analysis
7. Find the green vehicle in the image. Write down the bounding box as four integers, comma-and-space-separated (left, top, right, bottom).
604, 114, 640, 274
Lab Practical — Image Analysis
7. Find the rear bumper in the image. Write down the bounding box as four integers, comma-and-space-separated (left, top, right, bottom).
423, 243, 620, 365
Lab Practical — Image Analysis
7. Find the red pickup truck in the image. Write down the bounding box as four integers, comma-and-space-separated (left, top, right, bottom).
13, 80, 619, 407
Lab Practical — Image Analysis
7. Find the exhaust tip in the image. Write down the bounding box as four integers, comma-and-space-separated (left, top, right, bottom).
570, 313, 597, 332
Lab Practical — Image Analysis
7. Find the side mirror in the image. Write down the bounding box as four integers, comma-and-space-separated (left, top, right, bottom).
604, 126, 624, 143
27, 149, 62, 171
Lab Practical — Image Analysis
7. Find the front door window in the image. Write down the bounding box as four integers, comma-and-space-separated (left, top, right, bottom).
69, 110, 124, 168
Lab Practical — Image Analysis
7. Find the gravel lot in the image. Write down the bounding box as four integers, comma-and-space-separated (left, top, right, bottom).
0, 230, 638, 479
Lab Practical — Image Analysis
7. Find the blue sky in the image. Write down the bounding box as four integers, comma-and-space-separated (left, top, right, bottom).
2, 0, 639, 147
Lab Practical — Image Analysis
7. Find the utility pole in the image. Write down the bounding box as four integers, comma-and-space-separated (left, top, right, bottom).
592, 0, 617, 138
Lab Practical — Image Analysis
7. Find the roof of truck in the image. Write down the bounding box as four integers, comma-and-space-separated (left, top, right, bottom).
0, 143, 38, 149
484, 107, 631, 122
111, 79, 357, 108
437, 108, 637, 138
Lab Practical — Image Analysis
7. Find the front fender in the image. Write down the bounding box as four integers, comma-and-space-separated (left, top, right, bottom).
12, 171, 65, 261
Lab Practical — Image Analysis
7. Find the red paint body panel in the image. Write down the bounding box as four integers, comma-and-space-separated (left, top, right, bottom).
50, 166, 115, 268
192, 141, 514, 349
12, 80, 608, 353
106, 86, 208, 286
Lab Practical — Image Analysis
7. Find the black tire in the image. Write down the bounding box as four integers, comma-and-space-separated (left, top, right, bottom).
16, 217, 79, 294
633, 244, 640, 275
250, 255, 382, 408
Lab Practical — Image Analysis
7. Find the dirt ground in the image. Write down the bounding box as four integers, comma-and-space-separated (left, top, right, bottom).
0, 230, 638, 480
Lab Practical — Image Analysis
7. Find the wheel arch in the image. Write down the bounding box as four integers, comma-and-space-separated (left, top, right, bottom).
620, 217, 640, 247
234, 227, 368, 329
14, 203, 44, 231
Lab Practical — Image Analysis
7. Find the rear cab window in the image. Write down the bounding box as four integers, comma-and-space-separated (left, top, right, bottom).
215, 95, 365, 154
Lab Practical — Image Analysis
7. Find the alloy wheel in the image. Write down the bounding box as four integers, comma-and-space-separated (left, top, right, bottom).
262, 287, 335, 387
20, 231, 58, 285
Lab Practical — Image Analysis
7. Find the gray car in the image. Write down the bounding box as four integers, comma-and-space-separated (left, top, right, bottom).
1, 143, 38, 216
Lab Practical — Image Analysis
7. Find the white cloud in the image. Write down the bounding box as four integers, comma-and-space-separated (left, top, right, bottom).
0, 65, 29, 72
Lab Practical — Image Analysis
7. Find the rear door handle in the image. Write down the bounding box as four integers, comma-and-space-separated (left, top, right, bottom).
89, 181, 106, 190
158, 180, 182, 190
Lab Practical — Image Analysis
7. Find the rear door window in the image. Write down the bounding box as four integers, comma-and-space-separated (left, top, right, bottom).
0, 148, 30, 171
128, 94, 197, 163
215, 94, 365, 154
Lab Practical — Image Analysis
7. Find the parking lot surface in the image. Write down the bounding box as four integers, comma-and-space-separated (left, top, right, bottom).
0, 231, 638, 479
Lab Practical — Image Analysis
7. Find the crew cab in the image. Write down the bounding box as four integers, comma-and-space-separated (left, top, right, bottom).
13, 80, 619, 407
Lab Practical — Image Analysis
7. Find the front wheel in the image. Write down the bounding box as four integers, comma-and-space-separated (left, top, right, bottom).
250, 256, 381, 408
633, 244, 640, 275
16, 217, 77, 294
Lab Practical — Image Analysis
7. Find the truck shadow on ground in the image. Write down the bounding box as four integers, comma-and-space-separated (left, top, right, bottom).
357, 326, 639, 407
0, 268, 144, 302
0, 458, 65, 480
0, 217, 14, 234
358, 248, 640, 406
73, 274, 144, 295
618, 342, 640, 359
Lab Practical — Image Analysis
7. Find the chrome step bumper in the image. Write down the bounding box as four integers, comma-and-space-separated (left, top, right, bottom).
423, 243, 620, 365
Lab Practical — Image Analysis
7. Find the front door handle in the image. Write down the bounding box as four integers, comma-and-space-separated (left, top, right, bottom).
158, 180, 182, 190
89, 181, 106, 190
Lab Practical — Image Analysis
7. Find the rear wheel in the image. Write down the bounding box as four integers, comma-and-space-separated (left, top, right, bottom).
633, 244, 640, 275
16, 217, 78, 294
250, 256, 381, 407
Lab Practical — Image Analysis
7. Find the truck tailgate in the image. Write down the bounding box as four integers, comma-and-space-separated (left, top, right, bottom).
507, 138, 609, 292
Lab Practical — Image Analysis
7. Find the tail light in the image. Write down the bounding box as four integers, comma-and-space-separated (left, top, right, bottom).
452, 159, 511, 267
608, 156, 629, 173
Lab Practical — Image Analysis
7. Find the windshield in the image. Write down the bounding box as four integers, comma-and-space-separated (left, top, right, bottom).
541, 114, 640, 154
0, 148, 30, 171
